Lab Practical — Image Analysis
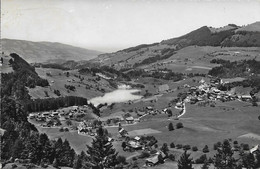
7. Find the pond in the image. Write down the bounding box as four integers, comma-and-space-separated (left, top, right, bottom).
89, 85, 142, 106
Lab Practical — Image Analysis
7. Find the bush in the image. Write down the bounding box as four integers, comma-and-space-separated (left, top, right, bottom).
195, 154, 207, 164
170, 142, 175, 148
169, 154, 175, 161
183, 145, 191, 151
176, 144, 183, 149
242, 144, 250, 151
168, 122, 174, 131
59, 128, 64, 132
64, 128, 69, 132
176, 122, 184, 129
117, 155, 126, 164
192, 146, 198, 151
213, 142, 221, 150
139, 151, 150, 159
202, 145, 209, 153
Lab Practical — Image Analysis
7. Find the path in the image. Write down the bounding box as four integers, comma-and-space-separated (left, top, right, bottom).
126, 152, 141, 160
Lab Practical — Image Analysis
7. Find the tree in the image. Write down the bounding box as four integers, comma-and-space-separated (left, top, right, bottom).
201, 159, 210, 169
192, 146, 198, 152
121, 142, 127, 151
73, 151, 86, 169
66, 120, 72, 126
167, 109, 172, 117
241, 152, 256, 169
170, 142, 175, 148
117, 156, 126, 164
202, 145, 209, 153
168, 122, 174, 131
85, 127, 118, 169
53, 158, 59, 168
161, 143, 169, 156
213, 139, 238, 169
178, 151, 193, 169
176, 122, 184, 129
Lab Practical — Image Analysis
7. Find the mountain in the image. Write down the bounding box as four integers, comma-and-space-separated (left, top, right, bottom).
2, 39, 103, 63
91, 22, 260, 70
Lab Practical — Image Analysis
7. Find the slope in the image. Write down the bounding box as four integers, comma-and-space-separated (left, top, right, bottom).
2, 39, 103, 63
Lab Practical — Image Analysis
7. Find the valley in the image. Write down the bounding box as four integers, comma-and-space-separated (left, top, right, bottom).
1, 22, 260, 169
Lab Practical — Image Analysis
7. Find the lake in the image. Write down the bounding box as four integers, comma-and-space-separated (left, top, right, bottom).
89, 86, 142, 106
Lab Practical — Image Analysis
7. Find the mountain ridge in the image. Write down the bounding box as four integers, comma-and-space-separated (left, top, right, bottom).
2, 38, 103, 63
92, 22, 260, 70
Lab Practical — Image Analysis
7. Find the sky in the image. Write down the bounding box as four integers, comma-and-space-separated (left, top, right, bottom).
2, 0, 260, 52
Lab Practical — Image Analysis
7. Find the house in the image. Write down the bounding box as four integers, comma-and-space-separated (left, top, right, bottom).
250, 145, 259, 154
158, 84, 169, 93
145, 151, 166, 166
134, 136, 141, 141
125, 116, 134, 124
119, 128, 128, 137
241, 95, 252, 101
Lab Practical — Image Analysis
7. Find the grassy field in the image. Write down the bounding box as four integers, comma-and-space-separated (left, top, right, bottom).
28, 68, 115, 99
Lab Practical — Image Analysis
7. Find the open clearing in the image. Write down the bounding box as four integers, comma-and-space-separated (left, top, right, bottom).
128, 128, 162, 136
238, 133, 260, 141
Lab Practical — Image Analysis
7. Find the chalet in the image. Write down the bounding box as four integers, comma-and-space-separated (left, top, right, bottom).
119, 128, 128, 137
241, 95, 252, 101
250, 145, 259, 154
128, 140, 142, 149
125, 116, 134, 124
145, 151, 166, 166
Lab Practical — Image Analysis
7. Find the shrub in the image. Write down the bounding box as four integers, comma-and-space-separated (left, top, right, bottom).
183, 145, 191, 151
176, 122, 184, 129
213, 142, 221, 150
44, 91, 49, 97
233, 140, 238, 145
202, 145, 209, 153
117, 155, 126, 164
169, 154, 175, 161
139, 151, 150, 159
176, 144, 183, 149
168, 122, 174, 131
170, 142, 175, 148
195, 154, 207, 164
64, 128, 69, 132
192, 146, 198, 151
59, 128, 64, 132
242, 144, 250, 151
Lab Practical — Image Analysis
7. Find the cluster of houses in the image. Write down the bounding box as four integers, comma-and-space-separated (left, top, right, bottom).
29, 105, 91, 128
182, 78, 253, 104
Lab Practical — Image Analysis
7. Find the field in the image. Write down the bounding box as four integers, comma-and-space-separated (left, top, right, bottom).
28, 68, 115, 99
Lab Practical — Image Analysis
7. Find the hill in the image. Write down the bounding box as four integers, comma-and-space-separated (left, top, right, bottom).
91, 22, 260, 71
2, 39, 103, 63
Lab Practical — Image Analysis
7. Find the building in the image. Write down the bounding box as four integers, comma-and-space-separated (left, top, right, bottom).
145, 151, 166, 166
125, 116, 134, 124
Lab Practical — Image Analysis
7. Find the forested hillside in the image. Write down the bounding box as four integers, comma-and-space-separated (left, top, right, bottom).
0, 54, 95, 167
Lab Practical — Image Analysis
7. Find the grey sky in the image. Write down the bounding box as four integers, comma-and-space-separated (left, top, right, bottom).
2, 0, 260, 52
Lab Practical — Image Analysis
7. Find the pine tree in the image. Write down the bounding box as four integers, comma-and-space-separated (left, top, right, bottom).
201, 159, 210, 169
178, 151, 193, 169
242, 152, 256, 169
86, 127, 118, 169
168, 122, 174, 131
213, 139, 238, 169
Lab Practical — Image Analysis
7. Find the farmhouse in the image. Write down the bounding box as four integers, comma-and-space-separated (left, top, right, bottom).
125, 116, 134, 124
145, 151, 166, 167
119, 128, 128, 137
250, 145, 259, 154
